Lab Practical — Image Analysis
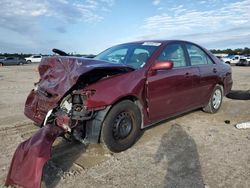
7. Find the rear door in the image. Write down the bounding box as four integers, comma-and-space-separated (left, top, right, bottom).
185, 43, 218, 105
146, 43, 200, 121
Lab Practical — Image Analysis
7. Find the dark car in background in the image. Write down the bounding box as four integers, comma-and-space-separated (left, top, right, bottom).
0, 57, 26, 66
24, 40, 233, 152
0, 57, 6, 65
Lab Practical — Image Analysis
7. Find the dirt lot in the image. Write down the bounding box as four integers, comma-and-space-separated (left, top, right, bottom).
0, 64, 249, 188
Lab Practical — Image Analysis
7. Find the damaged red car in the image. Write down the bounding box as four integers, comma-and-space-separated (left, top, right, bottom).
24, 40, 233, 152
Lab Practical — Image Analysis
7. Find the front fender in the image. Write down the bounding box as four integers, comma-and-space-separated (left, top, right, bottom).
84, 70, 146, 109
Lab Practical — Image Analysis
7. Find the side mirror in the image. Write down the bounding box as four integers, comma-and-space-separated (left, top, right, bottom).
151, 61, 173, 71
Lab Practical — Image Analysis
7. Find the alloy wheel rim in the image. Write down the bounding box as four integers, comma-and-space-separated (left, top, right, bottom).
212, 89, 222, 109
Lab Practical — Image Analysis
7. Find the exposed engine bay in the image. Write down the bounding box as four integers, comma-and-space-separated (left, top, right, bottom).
42, 68, 130, 144
46, 92, 94, 144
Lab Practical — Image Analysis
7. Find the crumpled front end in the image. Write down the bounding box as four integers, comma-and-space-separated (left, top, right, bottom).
24, 56, 90, 125
8, 54, 136, 187
24, 56, 133, 125
24, 90, 60, 125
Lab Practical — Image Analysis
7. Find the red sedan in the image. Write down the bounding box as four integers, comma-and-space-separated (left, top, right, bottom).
24, 40, 233, 152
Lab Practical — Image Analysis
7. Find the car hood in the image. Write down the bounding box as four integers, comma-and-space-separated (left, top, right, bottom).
37, 56, 134, 103
222, 57, 230, 60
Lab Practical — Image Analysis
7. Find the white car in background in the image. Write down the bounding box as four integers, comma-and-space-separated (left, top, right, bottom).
221, 55, 242, 65
25, 55, 42, 63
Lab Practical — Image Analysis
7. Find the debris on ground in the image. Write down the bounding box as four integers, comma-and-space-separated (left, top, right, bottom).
5, 124, 63, 188
235, 121, 250, 129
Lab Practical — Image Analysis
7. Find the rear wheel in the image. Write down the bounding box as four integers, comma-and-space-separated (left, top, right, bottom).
101, 100, 141, 153
203, 85, 223, 113
0, 63, 3, 66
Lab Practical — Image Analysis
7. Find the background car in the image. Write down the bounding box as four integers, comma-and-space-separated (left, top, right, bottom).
236, 56, 250, 66
25, 55, 42, 63
221, 55, 242, 65
0, 57, 26, 66
0, 57, 6, 65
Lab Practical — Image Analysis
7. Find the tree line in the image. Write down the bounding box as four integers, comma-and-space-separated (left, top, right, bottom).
210, 47, 250, 55
0, 53, 34, 59
0, 53, 94, 59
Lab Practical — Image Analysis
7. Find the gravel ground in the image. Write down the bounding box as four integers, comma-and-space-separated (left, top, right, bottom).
0, 64, 249, 188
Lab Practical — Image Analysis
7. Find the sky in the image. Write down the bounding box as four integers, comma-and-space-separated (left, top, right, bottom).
0, 0, 249, 54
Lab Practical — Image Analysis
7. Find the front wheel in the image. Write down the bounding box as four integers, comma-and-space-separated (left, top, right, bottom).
203, 85, 223, 113
101, 100, 142, 153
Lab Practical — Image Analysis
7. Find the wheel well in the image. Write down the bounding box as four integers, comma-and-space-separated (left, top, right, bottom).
218, 81, 224, 95
112, 95, 144, 129
113, 95, 138, 105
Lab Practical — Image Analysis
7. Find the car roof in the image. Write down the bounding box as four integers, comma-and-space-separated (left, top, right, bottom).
121, 40, 195, 45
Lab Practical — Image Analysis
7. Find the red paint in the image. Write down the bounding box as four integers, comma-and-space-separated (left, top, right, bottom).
24, 56, 134, 124
24, 40, 233, 127
9, 40, 233, 187
6, 41, 232, 188
5, 124, 63, 188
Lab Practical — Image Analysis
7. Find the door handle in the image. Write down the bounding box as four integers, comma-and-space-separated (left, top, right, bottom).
213, 68, 217, 73
185, 72, 190, 77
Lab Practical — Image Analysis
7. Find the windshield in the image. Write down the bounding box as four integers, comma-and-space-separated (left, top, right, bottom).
94, 43, 160, 69
225, 55, 234, 58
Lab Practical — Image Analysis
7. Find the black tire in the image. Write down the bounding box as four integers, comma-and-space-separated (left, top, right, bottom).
203, 85, 223, 113
101, 100, 141, 153
0, 63, 3, 66
225, 61, 230, 65
27, 60, 32, 64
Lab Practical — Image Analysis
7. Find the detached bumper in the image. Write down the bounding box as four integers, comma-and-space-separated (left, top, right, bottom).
5, 124, 63, 188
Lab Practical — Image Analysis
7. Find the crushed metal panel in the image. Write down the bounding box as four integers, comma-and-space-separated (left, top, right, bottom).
5, 124, 63, 188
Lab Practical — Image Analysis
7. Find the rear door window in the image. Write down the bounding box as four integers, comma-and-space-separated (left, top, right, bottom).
157, 44, 186, 68
186, 44, 213, 65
